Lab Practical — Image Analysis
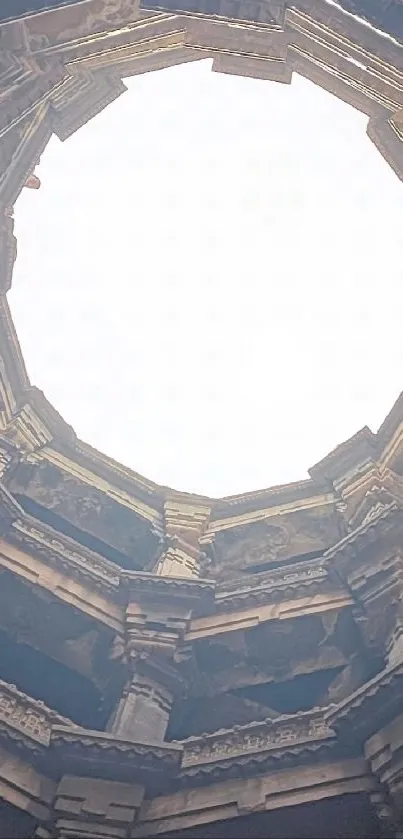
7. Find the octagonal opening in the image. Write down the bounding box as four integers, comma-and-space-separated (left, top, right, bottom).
10, 60, 403, 496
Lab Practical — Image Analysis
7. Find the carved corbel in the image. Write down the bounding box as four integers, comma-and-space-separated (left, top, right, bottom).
161, 497, 211, 578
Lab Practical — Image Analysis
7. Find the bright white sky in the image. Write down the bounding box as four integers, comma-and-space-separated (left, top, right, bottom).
10, 61, 403, 498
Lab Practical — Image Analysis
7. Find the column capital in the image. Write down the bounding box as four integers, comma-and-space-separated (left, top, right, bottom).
120, 570, 214, 658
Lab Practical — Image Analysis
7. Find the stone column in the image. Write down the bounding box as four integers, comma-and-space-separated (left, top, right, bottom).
40, 572, 214, 838
107, 572, 213, 747
107, 654, 185, 744
157, 498, 211, 578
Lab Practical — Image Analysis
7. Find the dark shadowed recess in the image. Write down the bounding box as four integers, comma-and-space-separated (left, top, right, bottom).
162, 794, 379, 838
233, 668, 343, 713
14, 494, 144, 570
0, 801, 36, 839
0, 626, 112, 728
246, 549, 325, 576
167, 668, 343, 739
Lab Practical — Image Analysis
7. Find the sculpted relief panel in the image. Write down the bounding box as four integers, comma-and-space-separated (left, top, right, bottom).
211, 506, 342, 580
6, 461, 161, 568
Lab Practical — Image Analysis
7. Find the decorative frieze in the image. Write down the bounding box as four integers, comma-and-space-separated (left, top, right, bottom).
10, 517, 121, 595
181, 709, 334, 768
215, 557, 330, 610
0, 679, 74, 747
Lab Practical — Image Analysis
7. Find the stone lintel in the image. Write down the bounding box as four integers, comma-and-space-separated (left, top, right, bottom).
120, 571, 214, 606
50, 727, 183, 786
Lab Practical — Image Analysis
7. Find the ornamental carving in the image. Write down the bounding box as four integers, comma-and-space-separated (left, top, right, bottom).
0, 680, 73, 745
181, 711, 333, 766
216, 557, 329, 611
11, 519, 121, 593
212, 521, 289, 577
7, 461, 161, 567
212, 507, 340, 580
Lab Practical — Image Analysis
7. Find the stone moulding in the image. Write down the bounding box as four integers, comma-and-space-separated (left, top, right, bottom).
10, 514, 123, 595
120, 571, 215, 602
214, 557, 331, 610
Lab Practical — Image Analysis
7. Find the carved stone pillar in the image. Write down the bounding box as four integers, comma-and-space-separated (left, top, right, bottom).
116, 572, 213, 744
38, 572, 212, 839
107, 655, 185, 744
158, 498, 211, 578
